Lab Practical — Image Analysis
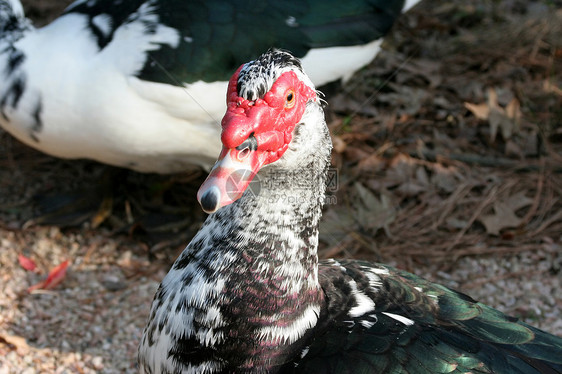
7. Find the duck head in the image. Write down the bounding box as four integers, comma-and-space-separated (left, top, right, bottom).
197, 50, 318, 213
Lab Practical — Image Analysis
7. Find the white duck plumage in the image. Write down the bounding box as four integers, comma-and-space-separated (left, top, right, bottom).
0, 0, 420, 173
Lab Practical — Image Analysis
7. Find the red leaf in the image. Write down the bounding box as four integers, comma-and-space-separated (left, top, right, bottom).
28, 260, 70, 292
18, 254, 37, 272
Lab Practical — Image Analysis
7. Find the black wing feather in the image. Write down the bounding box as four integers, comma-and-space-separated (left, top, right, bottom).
285, 260, 562, 374
66, 0, 408, 84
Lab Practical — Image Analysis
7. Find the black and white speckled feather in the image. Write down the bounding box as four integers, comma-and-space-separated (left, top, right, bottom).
0, 0, 32, 126
139, 50, 562, 373
0, 0, 31, 41
237, 51, 307, 102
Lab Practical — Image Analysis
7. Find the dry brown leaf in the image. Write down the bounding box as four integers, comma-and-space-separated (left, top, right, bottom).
464, 88, 521, 141
353, 182, 396, 236
478, 191, 533, 235
0, 334, 30, 354
464, 101, 490, 120
378, 84, 429, 116
430, 164, 460, 194
504, 190, 535, 211
397, 179, 428, 197
395, 165, 430, 197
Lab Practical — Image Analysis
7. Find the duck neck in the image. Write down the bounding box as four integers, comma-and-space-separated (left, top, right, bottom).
166, 155, 330, 369
228, 157, 329, 291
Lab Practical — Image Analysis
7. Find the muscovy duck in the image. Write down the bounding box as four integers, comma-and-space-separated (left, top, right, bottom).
0, 0, 419, 173
138, 49, 562, 373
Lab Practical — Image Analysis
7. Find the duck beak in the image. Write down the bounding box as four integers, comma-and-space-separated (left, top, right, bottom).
197, 147, 267, 214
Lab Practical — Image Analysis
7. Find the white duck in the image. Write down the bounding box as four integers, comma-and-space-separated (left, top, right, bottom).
0, 0, 420, 173
138, 49, 562, 373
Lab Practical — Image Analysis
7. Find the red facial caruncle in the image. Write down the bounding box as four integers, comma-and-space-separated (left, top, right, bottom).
197, 63, 317, 214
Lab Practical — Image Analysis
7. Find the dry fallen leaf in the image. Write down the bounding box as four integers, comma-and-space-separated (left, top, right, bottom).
0, 334, 30, 354
353, 182, 396, 236
28, 260, 70, 292
478, 191, 533, 236
18, 254, 37, 272
464, 101, 490, 120
430, 163, 462, 194
464, 87, 521, 141
379, 154, 430, 197
378, 83, 429, 116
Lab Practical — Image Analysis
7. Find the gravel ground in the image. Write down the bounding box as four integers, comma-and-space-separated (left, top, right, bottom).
1, 0, 561, 373
0, 227, 158, 373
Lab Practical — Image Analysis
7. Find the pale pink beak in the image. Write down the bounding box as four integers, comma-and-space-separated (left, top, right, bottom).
197, 147, 266, 214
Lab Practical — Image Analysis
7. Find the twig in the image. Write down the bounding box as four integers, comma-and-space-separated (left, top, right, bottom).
445, 179, 518, 252
430, 181, 476, 232
444, 185, 497, 252
529, 208, 562, 238
520, 163, 544, 226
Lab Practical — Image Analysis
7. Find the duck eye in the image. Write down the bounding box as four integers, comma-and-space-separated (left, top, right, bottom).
285, 90, 295, 108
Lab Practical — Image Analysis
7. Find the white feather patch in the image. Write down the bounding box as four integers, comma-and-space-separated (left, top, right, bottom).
360, 319, 376, 329
257, 304, 319, 345
382, 312, 415, 326
301, 39, 383, 85
348, 280, 376, 317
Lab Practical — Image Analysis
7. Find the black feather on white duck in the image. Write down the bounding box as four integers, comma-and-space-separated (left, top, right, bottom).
0, 0, 419, 173
138, 50, 562, 373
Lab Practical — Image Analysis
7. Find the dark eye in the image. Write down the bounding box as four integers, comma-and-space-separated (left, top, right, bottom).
285, 90, 295, 108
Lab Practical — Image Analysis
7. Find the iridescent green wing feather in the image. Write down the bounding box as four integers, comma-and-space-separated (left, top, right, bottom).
288, 261, 562, 374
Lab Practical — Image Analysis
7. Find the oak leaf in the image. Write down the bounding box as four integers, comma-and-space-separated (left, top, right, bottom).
464, 88, 521, 141
478, 191, 533, 235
